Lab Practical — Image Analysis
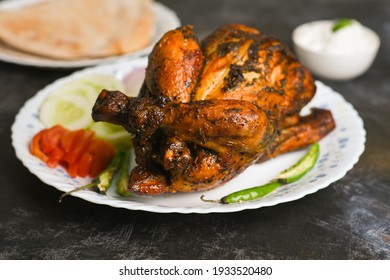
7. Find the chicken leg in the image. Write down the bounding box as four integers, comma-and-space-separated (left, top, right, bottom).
92, 90, 275, 193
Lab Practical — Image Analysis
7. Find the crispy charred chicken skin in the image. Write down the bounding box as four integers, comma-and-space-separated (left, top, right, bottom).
92, 24, 336, 195
93, 90, 275, 193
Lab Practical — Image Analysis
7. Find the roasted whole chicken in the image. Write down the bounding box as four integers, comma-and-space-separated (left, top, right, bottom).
92, 24, 336, 195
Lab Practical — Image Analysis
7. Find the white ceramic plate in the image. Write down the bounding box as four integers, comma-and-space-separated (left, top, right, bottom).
0, 0, 180, 68
11, 58, 366, 213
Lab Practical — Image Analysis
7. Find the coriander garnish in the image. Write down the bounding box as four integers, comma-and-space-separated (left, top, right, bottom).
332, 18, 353, 32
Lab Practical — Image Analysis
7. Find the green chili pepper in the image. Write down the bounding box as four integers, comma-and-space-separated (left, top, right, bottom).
59, 152, 124, 202
275, 142, 319, 184
116, 149, 132, 197
332, 18, 353, 32
201, 142, 320, 204
201, 181, 283, 204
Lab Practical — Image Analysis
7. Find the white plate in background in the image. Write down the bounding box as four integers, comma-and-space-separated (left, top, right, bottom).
0, 0, 180, 68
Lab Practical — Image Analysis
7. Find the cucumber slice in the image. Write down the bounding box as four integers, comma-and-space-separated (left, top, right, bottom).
39, 94, 92, 130
88, 122, 132, 151
79, 74, 127, 94
39, 81, 98, 130
39, 74, 127, 128
39, 74, 132, 148
48, 82, 98, 102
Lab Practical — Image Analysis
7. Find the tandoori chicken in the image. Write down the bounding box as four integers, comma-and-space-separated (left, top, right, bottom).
92, 24, 336, 195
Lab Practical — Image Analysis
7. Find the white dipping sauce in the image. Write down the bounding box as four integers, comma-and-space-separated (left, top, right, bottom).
294, 20, 377, 54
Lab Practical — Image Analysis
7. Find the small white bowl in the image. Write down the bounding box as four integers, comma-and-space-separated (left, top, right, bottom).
292, 20, 380, 80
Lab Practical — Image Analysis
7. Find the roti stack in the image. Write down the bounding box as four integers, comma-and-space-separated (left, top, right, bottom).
0, 0, 155, 60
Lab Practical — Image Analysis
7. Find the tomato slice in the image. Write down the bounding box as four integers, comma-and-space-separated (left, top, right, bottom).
60, 129, 80, 154
30, 126, 116, 178
87, 138, 116, 177
30, 129, 49, 162
63, 129, 94, 165
47, 146, 65, 168
65, 130, 94, 177
77, 153, 93, 178
40, 125, 68, 154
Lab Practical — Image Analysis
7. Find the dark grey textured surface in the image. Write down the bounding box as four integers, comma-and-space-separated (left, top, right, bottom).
0, 0, 389, 259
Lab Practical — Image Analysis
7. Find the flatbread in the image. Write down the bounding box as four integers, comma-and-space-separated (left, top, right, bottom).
0, 0, 154, 60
